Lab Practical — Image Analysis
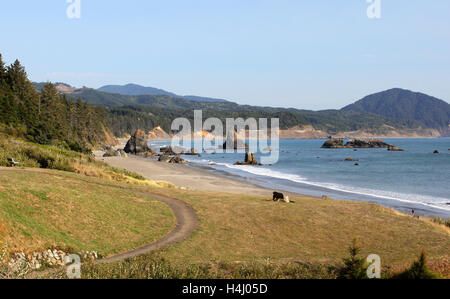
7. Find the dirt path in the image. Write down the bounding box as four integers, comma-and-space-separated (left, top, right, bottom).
0, 168, 198, 265
96, 192, 198, 264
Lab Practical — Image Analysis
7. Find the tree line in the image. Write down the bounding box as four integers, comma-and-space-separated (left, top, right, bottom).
0, 54, 110, 152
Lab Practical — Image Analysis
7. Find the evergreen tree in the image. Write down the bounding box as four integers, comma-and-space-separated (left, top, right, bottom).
337, 239, 368, 279
0, 54, 6, 86
394, 251, 441, 279
0, 54, 111, 152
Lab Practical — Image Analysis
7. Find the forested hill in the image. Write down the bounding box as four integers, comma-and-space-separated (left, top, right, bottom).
342, 88, 450, 129
46, 83, 435, 137
30, 76, 449, 138
0, 54, 114, 152
97, 83, 229, 103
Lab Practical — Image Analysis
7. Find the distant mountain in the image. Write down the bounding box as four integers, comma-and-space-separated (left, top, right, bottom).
31, 81, 449, 137
97, 83, 229, 103
342, 88, 450, 129
98, 83, 177, 97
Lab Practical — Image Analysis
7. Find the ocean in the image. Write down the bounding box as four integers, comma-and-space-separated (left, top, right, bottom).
152, 138, 450, 218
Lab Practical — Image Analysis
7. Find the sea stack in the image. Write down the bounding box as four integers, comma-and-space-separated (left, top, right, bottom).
124, 129, 153, 155
222, 131, 249, 150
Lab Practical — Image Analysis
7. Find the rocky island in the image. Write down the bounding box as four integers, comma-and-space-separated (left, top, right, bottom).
322, 138, 403, 151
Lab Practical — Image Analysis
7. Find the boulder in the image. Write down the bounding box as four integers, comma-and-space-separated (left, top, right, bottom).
103, 149, 116, 157
160, 146, 188, 155
321, 138, 345, 148
387, 145, 404, 152
221, 131, 249, 150
103, 149, 129, 157
182, 148, 201, 156
234, 153, 260, 166
160, 146, 177, 155
345, 139, 390, 148
117, 149, 128, 158
159, 154, 187, 164
322, 138, 393, 149
124, 129, 152, 154
158, 155, 172, 163
170, 155, 188, 164
344, 158, 359, 162
433, 150, 440, 154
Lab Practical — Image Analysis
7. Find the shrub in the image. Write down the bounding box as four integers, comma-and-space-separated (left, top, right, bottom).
431, 217, 450, 229
337, 239, 368, 279
393, 251, 442, 279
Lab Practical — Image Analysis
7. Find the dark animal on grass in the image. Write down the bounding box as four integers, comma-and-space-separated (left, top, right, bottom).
273, 192, 285, 202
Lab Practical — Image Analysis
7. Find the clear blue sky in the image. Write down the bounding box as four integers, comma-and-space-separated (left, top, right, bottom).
1, 0, 449, 109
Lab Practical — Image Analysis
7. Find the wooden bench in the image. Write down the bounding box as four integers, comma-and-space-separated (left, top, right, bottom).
7, 158, 19, 166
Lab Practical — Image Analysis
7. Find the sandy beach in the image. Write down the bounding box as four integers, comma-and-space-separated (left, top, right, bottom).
94, 146, 450, 219
97, 154, 279, 196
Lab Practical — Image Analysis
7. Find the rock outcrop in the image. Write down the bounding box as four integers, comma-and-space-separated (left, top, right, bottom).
103, 149, 128, 157
124, 129, 153, 155
387, 145, 404, 152
321, 138, 346, 148
234, 153, 260, 166
182, 148, 201, 156
221, 131, 249, 150
344, 158, 359, 162
158, 154, 187, 164
345, 139, 391, 148
322, 138, 394, 149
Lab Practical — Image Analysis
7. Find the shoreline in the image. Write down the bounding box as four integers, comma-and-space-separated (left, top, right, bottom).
97, 154, 281, 197
96, 152, 450, 219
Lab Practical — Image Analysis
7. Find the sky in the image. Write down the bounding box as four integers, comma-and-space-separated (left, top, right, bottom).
1, 0, 449, 110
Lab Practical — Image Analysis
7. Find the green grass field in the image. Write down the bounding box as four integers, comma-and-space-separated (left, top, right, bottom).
1, 166, 449, 278
0, 169, 175, 255
141, 187, 450, 276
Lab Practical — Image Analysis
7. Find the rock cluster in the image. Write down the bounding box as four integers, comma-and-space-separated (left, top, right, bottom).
322, 138, 401, 150
124, 129, 154, 156
234, 153, 261, 166
182, 148, 201, 156
387, 145, 404, 152
103, 148, 128, 158
221, 131, 249, 150
344, 158, 359, 162
322, 138, 346, 148
156, 146, 193, 164
158, 154, 187, 164
346, 139, 391, 148
7, 249, 99, 271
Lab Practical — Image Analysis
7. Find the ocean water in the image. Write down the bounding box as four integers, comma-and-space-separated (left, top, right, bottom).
152, 138, 450, 218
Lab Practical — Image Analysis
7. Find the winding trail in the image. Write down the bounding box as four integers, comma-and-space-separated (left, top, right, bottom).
0, 168, 199, 265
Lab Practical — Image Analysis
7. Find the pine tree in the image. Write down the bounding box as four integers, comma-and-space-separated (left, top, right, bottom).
338, 239, 368, 279
0, 54, 6, 86
394, 251, 442, 279
0, 54, 111, 152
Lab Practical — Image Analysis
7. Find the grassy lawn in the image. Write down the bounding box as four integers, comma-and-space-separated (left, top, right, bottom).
0, 167, 449, 277
136, 187, 450, 275
0, 169, 175, 256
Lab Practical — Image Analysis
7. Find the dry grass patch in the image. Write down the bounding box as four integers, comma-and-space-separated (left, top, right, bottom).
140, 188, 450, 271
0, 170, 175, 256
0, 134, 175, 188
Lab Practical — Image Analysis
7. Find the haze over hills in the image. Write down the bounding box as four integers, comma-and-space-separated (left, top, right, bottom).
31, 81, 450, 138
342, 88, 450, 129
98, 83, 230, 103
98, 83, 177, 97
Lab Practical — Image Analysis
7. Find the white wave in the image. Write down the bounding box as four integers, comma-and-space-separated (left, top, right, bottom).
203, 161, 450, 212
